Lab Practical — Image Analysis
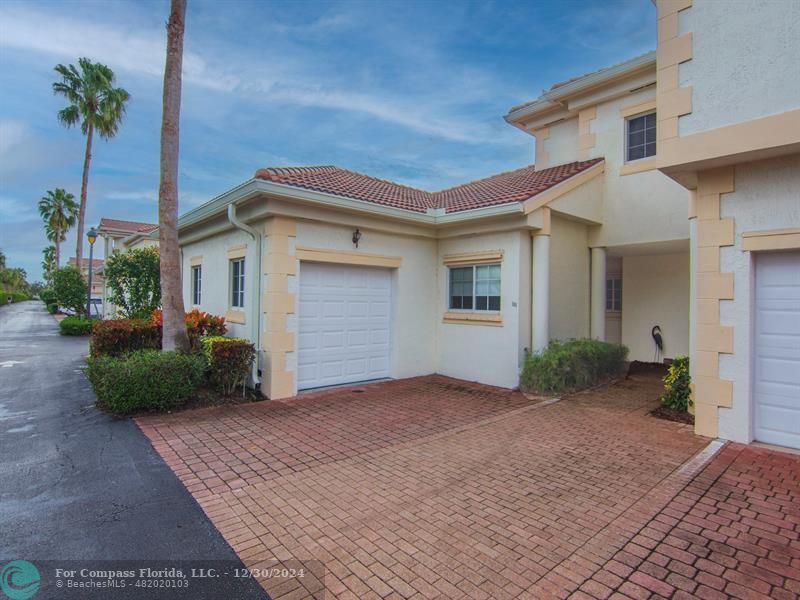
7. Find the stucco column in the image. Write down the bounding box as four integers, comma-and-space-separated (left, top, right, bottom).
532, 233, 550, 352
590, 247, 607, 340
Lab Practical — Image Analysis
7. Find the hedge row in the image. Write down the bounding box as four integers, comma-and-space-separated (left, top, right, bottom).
59, 316, 93, 336
3, 291, 30, 304
520, 338, 628, 394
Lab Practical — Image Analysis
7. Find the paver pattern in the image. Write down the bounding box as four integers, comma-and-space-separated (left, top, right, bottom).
138, 375, 796, 599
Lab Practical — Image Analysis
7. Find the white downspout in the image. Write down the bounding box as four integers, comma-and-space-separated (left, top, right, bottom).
227, 203, 262, 388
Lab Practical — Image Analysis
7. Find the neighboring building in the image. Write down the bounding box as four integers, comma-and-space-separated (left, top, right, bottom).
96, 218, 158, 317
174, 0, 798, 451
654, 0, 800, 447
67, 257, 104, 300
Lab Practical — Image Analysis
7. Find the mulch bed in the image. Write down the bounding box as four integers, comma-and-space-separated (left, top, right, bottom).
651, 405, 694, 425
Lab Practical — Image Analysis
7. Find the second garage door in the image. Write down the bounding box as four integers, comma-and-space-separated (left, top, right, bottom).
754, 251, 800, 449
297, 262, 392, 390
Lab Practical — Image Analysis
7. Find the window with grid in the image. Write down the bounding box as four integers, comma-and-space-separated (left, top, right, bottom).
191, 265, 202, 305
230, 258, 245, 308
449, 264, 501, 311
606, 277, 622, 312
626, 111, 656, 162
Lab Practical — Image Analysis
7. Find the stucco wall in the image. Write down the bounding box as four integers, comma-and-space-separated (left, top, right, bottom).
295, 221, 438, 381
437, 231, 526, 388
181, 226, 255, 344
549, 216, 590, 341
678, 0, 800, 136
717, 154, 800, 443
586, 86, 689, 248
622, 252, 690, 363
542, 117, 579, 167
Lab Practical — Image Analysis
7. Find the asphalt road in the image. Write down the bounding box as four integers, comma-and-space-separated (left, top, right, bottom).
0, 301, 269, 599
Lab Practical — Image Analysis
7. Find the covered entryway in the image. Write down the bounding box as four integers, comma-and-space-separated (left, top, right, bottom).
297, 262, 392, 390
754, 251, 800, 449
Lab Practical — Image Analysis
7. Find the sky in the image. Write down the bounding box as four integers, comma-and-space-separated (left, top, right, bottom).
0, 0, 655, 281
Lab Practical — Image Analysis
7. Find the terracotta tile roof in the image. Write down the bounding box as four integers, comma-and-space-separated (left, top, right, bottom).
68, 257, 104, 269
254, 158, 603, 214
98, 217, 158, 233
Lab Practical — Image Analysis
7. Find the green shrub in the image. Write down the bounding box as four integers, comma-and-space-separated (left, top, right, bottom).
520, 338, 629, 394
59, 315, 93, 336
90, 319, 161, 357
3, 290, 30, 304
86, 350, 205, 414
52, 266, 87, 314
201, 336, 256, 395
46, 303, 58, 314
40, 289, 56, 305
104, 247, 161, 319
661, 356, 692, 412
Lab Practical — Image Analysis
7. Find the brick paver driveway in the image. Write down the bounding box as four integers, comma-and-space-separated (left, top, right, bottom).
137, 375, 799, 599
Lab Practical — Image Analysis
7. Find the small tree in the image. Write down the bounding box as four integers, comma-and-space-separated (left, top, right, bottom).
52, 266, 87, 314
104, 246, 161, 319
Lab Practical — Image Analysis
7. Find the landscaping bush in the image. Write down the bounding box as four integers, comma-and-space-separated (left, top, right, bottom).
46, 303, 58, 314
3, 290, 30, 304
201, 336, 256, 395
59, 315, 93, 336
104, 247, 161, 319
520, 338, 628, 394
86, 350, 205, 414
152, 308, 226, 349
660, 355, 692, 412
90, 319, 161, 357
40, 289, 56, 306
51, 266, 87, 314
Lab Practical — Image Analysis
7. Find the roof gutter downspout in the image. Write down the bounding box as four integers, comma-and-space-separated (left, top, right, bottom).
227, 203, 262, 389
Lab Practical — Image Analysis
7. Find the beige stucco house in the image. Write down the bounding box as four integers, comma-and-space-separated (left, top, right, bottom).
654, 0, 800, 448
174, 0, 798, 450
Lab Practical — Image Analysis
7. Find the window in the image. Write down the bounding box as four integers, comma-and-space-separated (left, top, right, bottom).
191, 265, 202, 305
449, 264, 501, 311
626, 111, 656, 162
230, 258, 245, 308
606, 277, 622, 311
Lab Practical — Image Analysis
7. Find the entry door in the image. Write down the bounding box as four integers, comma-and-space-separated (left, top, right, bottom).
298, 262, 391, 390
753, 251, 800, 448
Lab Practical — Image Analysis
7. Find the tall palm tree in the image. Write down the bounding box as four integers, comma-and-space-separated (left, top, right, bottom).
38, 188, 78, 268
53, 58, 130, 265
159, 0, 190, 352
42, 246, 56, 280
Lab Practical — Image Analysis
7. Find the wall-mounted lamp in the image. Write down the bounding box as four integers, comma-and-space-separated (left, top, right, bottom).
352, 228, 362, 248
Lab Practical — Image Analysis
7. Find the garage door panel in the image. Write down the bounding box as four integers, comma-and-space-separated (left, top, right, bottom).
754, 251, 800, 449
299, 262, 392, 389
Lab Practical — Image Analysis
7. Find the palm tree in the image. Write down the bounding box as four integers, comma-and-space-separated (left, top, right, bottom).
42, 246, 56, 280
53, 58, 130, 265
38, 188, 78, 268
159, 0, 190, 352
0, 249, 5, 269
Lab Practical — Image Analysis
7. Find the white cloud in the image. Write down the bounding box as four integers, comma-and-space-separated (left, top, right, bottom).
0, 5, 516, 145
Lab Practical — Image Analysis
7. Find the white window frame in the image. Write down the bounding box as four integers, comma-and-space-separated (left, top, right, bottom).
606, 277, 622, 312
624, 110, 657, 163
191, 265, 202, 306
448, 263, 501, 313
230, 258, 245, 309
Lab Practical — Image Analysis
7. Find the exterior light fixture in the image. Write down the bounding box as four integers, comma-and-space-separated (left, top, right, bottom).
86, 226, 98, 319
352, 228, 362, 248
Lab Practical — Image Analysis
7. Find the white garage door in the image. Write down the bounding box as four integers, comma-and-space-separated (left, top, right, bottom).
298, 262, 392, 390
754, 251, 800, 449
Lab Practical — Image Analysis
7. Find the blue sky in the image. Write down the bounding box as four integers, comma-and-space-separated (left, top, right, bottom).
0, 0, 655, 280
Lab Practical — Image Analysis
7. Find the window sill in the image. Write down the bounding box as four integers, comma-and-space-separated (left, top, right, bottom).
225, 309, 246, 324
442, 312, 503, 326
620, 157, 657, 176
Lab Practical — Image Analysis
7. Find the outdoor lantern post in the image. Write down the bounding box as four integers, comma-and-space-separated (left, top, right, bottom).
86, 227, 97, 319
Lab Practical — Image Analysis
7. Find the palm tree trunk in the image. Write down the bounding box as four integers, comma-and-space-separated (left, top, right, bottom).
159, 0, 190, 353
75, 123, 93, 266
55, 238, 60, 269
